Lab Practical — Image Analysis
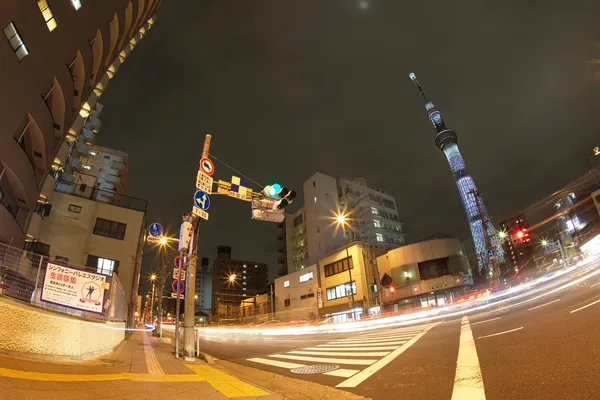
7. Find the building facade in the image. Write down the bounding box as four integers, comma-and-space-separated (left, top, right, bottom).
499, 214, 534, 276
194, 257, 212, 314
0, 0, 162, 248
377, 234, 472, 310
211, 246, 268, 320
280, 172, 406, 275
274, 264, 320, 322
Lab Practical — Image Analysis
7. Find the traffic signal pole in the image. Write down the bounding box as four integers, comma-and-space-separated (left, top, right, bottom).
183, 134, 211, 361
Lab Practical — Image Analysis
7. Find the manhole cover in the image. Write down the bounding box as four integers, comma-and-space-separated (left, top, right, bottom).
98, 359, 125, 365
290, 364, 339, 374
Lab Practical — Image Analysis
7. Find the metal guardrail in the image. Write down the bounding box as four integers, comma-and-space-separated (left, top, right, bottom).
0, 241, 127, 322
55, 179, 148, 213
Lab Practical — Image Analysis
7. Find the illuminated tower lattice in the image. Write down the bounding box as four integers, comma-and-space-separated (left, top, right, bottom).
409, 73, 503, 273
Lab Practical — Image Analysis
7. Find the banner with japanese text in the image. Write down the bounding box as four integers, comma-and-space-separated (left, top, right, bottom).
41, 262, 107, 314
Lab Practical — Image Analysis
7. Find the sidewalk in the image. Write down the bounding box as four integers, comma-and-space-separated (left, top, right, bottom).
0, 329, 283, 400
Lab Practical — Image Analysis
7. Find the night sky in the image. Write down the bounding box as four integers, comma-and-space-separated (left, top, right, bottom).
99, 1, 600, 289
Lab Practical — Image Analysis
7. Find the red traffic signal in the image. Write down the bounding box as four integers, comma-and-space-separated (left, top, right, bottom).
389, 286, 396, 294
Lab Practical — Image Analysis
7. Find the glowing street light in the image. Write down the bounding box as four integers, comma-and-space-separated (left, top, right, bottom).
541, 239, 549, 247
498, 231, 508, 240
336, 213, 347, 225
150, 274, 157, 281
334, 211, 357, 320
228, 273, 237, 282
159, 236, 168, 245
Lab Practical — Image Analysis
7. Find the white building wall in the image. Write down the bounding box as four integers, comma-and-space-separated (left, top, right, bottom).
303, 173, 343, 266
274, 264, 319, 321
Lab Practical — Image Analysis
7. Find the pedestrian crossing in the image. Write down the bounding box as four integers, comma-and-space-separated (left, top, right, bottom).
246, 324, 435, 387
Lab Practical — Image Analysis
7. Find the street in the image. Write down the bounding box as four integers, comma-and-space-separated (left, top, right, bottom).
195, 266, 600, 399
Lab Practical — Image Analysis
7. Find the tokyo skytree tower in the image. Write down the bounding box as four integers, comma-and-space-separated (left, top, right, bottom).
409, 73, 503, 273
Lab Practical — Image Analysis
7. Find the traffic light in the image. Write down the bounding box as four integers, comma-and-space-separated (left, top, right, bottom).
262, 184, 296, 210
274, 187, 296, 210
389, 286, 395, 294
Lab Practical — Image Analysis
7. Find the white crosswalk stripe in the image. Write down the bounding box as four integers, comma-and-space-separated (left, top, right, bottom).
245, 324, 436, 387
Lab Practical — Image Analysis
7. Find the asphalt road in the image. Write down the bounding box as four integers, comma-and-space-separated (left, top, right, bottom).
197, 266, 600, 400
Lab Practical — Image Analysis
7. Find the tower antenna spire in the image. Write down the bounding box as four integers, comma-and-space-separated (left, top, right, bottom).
409, 72, 429, 104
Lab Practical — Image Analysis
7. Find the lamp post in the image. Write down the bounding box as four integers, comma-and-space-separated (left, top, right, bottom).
149, 274, 157, 324
335, 213, 357, 320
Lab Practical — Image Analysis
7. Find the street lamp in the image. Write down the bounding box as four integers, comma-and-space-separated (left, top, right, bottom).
228, 273, 237, 283
149, 274, 157, 324
541, 239, 549, 247
159, 236, 168, 245
334, 211, 357, 320
498, 230, 508, 240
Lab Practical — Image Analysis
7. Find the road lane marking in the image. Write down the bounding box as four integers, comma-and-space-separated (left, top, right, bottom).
306, 346, 399, 351
289, 350, 390, 357
246, 358, 305, 369
359, 330, 422, 338
470, 317, 501, 326
528, 298, 560, 311
336, 334, 416, 343
142, 331, 164, 375
336, 324, 435, 388
590, 281, 600, 288
477, 327, 523, 339
318, 341, 408, 347
570, 298, 600, 313
269, 354, 376, 365
323, 369, 359, 378
451, 316, 485, 400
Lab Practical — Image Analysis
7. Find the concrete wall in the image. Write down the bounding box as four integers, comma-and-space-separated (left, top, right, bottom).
0, 296, 124, 361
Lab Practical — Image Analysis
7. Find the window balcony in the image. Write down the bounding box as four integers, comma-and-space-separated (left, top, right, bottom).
84, 115, 101, 133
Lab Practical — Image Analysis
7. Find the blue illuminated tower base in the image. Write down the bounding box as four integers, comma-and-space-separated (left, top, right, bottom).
410, 73, 503, 273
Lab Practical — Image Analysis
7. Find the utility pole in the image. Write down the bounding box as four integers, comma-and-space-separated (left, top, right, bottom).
469, 189, 501, 286
182, 134, 211, 361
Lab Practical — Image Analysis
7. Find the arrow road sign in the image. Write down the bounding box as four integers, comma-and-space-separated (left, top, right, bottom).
199, 157, 214, 176
149, 223, 163, 237
194, 190, 210, 210
172, 280, 184, 294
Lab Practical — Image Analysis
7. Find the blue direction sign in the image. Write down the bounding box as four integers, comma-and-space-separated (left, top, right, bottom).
149, 223, 163, 237
194, 190, 211, 210
487, 249, 495, 256
172, 280, 184, 294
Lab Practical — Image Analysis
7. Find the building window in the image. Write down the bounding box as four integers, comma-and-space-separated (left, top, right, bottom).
37, 0, 57, 31
314, 196, 317, 203
3, 22, 29, 61
283, 280, 290, 287
93, 218, 126, 240
86, 255, 119, 275
316, 210, 319, 217
0, 187, 4, 203
68, 204, 82, 214
324, 256, 353, 277
313, 181, 315, 187
299, 272, 313, 282
55, 255, 68, 263
326, 282, 357, 301
373, 220, 381, 228
318, 241, 323, 250
317, 225, 320, 233
71, 0, 82, 10
376, 233, 384, 242
371, 207, 378, 215
284, 299, 291, 307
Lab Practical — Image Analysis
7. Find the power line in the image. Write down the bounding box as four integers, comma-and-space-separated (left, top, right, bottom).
208, 152, 264, 188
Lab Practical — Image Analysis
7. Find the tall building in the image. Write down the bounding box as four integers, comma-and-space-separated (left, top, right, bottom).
409, 73, 503, 273
195, 257, 212, 314
211, 246, 268, 319
500, 214, 534, 276
280, 172, 406, 274
0, 0, 162, 248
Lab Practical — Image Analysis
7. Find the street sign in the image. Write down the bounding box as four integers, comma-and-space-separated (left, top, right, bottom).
194, 190, 210, 210
199, 157, 215, 176
192, 206, 209, 221
171, 293, 181, 299
487, 249, 494, 256
147, 235, 161, 245
174, 255, 185, 269
172, 280, 184, 293
149, 223, 163, 237
173, 269, 186, 280
196, 170, 213, 194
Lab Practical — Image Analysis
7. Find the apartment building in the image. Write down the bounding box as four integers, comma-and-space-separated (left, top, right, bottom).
280, 172, 407, 274
0, 0, 162, 248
